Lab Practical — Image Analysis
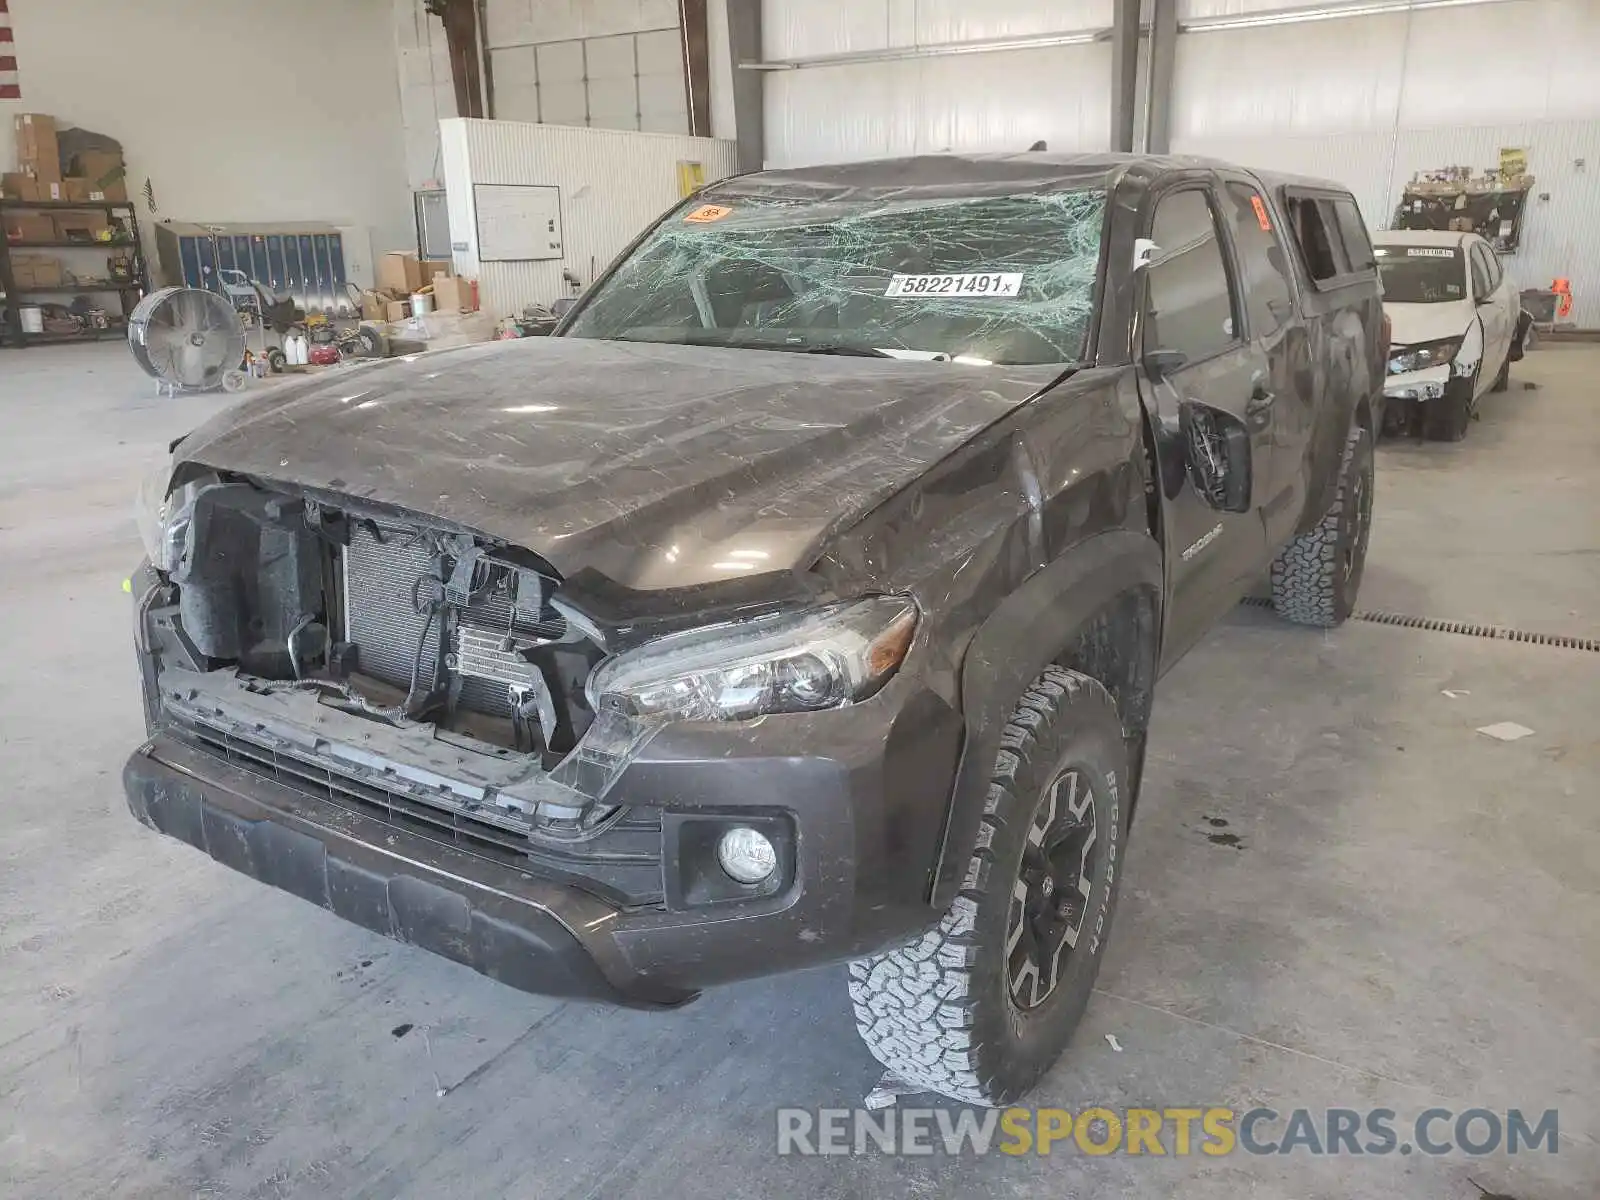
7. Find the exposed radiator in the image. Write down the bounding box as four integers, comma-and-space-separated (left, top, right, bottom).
342, 522, 564, 716
343, 524, 439, 690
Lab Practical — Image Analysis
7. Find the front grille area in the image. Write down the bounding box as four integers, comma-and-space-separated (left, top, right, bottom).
342, 522, 566, 717
176, 716, 666, 910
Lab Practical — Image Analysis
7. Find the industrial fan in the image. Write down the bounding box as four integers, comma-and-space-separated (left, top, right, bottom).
127, 287, 248, 394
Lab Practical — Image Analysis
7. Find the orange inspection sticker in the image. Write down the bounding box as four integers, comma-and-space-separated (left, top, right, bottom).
683, 204, 733, 223
1250, 194, 1272, 231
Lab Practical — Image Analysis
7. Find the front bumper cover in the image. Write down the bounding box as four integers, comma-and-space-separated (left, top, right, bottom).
126, 646, 963, 1006
126, 733, 694, 1007
1383, 364, 1450, 401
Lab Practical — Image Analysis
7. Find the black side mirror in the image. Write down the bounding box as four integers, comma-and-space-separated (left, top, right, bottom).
1180, 402, 1252, 513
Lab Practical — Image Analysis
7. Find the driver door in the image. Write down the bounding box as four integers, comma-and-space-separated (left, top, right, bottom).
1136, 182, 1273, 668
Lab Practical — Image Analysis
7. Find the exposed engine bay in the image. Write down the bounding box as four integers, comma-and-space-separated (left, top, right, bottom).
139, 476, 669, 867
162, 478, 601, 757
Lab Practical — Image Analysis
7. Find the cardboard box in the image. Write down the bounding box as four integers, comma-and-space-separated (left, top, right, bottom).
2, 172, 43, 201
377, 251, 452, 293
431, 274, 477, 313
61, 177, 90, 202
360, 289, 390, 322
386, 299, 411, 322
4, 213, 56, 243
15, 114, 62, 182
377, 251, 424, 293
12, 254, 64, 288
72, 149, 127, 201
52, 210, 108, 240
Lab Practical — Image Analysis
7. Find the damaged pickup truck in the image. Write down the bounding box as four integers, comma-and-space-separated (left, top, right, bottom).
126, 153, 1382, 1105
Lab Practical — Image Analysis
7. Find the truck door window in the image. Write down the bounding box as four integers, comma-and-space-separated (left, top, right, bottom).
1145, 188, 1239, 365
1224, 183, 1294, 335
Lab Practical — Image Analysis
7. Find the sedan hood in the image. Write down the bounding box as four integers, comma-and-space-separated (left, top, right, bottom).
175, 337, 1064, 590
1387, 299, 1473, 347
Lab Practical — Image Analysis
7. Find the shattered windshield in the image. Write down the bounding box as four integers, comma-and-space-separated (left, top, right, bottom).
562, 188, 1108, 365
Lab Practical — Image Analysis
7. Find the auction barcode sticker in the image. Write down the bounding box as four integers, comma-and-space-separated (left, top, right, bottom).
886, 272, 1024, 297
1405, 247, 1456, 258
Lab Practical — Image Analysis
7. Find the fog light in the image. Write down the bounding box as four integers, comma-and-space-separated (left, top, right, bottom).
716, 826, 777, 884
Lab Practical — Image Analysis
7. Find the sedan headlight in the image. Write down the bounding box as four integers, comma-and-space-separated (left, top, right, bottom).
1388, 337, 1461, 376
587, 597, 918, 722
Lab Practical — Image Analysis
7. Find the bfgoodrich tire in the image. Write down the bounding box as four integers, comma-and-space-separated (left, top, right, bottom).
1270, 424, 1375, 627
848, 667, 1127, 1106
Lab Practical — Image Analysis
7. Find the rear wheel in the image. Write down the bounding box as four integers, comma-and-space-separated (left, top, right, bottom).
1270, 424, 1374, 627
849, 667, 1127, 1106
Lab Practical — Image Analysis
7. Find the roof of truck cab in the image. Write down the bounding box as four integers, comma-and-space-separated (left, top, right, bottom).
706, 151, 1350, 201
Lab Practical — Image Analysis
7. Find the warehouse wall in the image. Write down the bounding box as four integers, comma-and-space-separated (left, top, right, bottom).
3, 0, 414, 259
1171, 0, 1600, 324
762, 0, 1600, 324
394, 0, 460, 191
763, 0, 1115, 166
484, 0, 692, 134
438, 117, 735, 316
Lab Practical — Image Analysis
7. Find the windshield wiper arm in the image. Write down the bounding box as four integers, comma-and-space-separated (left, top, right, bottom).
790, 341, 892, 358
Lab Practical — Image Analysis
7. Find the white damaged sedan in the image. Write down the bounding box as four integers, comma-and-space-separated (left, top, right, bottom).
1377, 230, 1529, 441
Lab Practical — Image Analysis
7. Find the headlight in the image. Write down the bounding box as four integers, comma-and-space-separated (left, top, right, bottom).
587, 597, 918, 722
1388, 337, 1461, 375
134, 462, 207, 575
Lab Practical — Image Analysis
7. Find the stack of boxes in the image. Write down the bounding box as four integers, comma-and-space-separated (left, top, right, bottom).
362, 251, 477, 321
3, 112, 134, 293
2, 113, 129, 203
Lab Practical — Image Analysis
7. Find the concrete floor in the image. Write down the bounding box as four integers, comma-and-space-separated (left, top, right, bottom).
1, 344, 1596, 1200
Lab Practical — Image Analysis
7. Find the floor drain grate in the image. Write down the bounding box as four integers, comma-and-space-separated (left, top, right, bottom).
1239, 597, 1600, 653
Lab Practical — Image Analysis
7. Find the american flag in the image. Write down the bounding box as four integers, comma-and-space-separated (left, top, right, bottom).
0, 0, 17, 100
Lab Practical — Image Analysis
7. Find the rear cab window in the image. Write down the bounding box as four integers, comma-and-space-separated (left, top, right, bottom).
1281, 189, 1378, 291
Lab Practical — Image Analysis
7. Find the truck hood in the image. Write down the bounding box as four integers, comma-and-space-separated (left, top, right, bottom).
175, 336, 1065, 590
1387, 299, 1473, 347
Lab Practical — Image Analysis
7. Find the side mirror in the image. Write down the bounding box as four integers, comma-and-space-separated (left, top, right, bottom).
1180, 402, 1252, 513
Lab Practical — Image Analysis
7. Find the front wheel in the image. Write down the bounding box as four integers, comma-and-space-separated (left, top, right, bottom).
1270, 423, 1374, 627
849, 667, 1127, 1106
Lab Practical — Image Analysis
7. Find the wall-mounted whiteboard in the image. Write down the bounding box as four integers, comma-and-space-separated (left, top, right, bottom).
474, 184, 564, 262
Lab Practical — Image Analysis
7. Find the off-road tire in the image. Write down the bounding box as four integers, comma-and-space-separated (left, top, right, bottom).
1491, 358, 1510, 392
848, 667, 1127, 1106
1425, 378, 1473, 441
1270, 423, 1374, 627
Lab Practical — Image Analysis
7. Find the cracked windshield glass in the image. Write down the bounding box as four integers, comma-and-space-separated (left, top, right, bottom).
563, 188, 1108, 365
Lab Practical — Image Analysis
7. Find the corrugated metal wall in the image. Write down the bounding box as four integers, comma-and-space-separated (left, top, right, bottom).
763, 0, 1600, 323
439, 118, 737, 316
485, 0, 692, 134
394, 0, 459, 190
1171, 0, 1600, 324
763, 0, 1114, 165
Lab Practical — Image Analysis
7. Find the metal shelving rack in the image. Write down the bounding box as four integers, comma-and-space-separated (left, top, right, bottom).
0, 197, 149, 348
